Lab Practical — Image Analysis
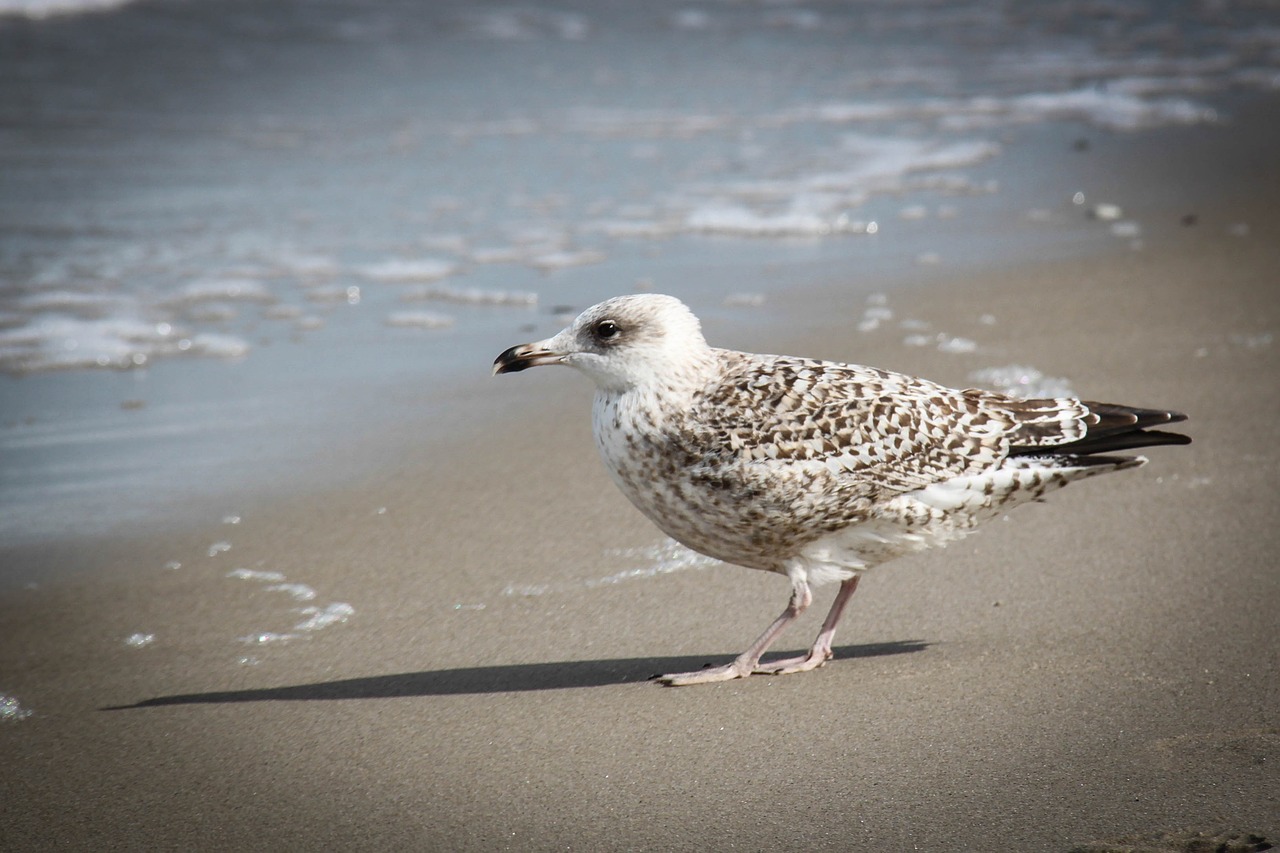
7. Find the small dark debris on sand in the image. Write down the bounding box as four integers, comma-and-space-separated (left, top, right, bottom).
1070, 829, 1272, 853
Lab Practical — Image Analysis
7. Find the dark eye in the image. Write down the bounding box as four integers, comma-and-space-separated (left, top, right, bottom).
593, 319, 620, 341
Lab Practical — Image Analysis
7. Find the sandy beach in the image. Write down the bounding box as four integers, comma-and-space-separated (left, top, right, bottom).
3, 96, 1278, 851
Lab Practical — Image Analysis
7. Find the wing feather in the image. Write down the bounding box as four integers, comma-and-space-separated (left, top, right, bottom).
686, 354, 1189, 485
686, 354, 1014, 496
643, 351, 1187, 561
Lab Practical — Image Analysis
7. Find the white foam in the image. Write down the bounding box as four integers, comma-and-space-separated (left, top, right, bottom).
685, 205, 867, 237
671, 9, 711, 31
0, 315, 164, 373
856, 305, 894, 332
356, 258, 459, 283
765, 9, 822, 31
937, 335, 977, 354
969, 365, 1076, 399
566, 108, 730, 138
266, 583, 317, 601
227, 568, 286, 582
17, 291, 122, 315
0, 693, 33, 721
422, 234, 469, 254
188, 333, 250, 359
968, 88, 1216, 131
0, 0, 133, 18
124, 633, 155, 647
593, 539, 719, 586
1233, 67, 1280, 89
239, 632, 297, 645
293, 602, 354, 631
529, 249, 606, 271
399, 284, 537, 306
460, 9, 589, 41
662, 134, 996, 241
169, 278, 274, 305
469, 246, 526, 264
0, 313, 250, 375
1228, 332, 1273, 351
385, 310, 456, 329
303, 285, 351, 304
502, 583, 552, 597
790, 86, 1218, 133
904, 332, 977, 353
261, 304, 304, 320
500, 539, 715, 596
269, 251, 341, 279
581, 219, 676, 239
723, 293, 765, 308
182, 304, 237, 323
506, 223, 568, 247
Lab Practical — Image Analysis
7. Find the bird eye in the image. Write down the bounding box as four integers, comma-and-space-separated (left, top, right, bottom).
593, 320, 620, 341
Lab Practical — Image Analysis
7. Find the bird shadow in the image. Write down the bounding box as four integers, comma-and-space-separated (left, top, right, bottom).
101, 640, 928, 709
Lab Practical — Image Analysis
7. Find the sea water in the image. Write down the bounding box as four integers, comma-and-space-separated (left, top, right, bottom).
0, 0, 1276, 548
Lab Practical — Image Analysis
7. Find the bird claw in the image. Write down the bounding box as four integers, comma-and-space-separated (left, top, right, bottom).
653, 661, 753, 686
752, 649, 832, 676
654, 650, 836, 684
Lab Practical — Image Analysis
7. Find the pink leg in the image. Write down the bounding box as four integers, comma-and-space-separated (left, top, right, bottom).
655, 578, 813, 686
752, 575, 861, 675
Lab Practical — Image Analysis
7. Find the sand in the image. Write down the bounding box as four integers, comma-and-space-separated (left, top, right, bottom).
3, 114, 1278, 850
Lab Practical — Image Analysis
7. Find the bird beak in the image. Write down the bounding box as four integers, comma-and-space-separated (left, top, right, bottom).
492, 341, 564, 375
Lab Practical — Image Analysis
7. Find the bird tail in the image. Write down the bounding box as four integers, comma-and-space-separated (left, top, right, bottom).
1008, 401, 1190, 458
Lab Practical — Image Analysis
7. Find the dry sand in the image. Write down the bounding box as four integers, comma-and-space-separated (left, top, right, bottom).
3, 117, 1278, 851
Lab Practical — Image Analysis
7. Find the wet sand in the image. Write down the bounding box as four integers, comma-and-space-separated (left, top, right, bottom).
3, 117, 1278, 851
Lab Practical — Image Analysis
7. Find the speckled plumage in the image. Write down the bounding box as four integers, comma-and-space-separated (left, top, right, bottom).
494, 294, 1190, 685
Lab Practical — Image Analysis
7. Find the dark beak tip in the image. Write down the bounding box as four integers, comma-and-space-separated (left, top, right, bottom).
494, 343, 553, 375
492, 344, 524, 376
492, 358, 525, 376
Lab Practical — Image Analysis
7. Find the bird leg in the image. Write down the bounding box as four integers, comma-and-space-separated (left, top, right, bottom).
752, 575, 861, 675
655, 578, 813, 686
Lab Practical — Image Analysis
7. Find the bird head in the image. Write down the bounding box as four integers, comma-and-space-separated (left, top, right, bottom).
493, 294, 711, 392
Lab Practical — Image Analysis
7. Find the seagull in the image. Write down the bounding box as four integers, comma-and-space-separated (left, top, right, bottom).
493, 294, 1189, 686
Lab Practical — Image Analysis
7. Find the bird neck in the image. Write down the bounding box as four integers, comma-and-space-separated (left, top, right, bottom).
593, 348, 718, 432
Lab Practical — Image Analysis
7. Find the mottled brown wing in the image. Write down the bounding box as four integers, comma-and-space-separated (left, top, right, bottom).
686, 354, 1016, 497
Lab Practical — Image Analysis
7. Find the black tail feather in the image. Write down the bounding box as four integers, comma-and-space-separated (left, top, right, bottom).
1084, 402, 1187, 437
1020, 428, 1192, 457
1009, 401, 1190, 457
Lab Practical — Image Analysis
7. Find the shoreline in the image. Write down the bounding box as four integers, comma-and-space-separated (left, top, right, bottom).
3, 89, 1274, 552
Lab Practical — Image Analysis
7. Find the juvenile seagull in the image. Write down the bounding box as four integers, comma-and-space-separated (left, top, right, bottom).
493, 294, 1189, 686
